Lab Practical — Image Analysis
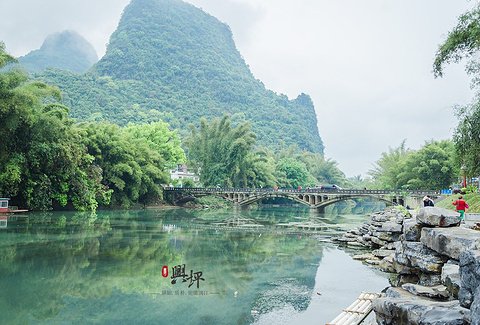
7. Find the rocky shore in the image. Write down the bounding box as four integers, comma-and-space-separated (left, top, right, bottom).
333, 207, 480, 324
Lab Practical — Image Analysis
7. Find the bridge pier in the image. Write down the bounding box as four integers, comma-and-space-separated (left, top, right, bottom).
312, 206, 325, 213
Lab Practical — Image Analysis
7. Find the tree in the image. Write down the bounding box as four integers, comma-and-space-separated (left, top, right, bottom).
369, 140, 456, 190
399, 140, 456, 190
433, 3, 480, 178
453, 103, 480, 175
276, 158, 312, 188
433, 3, 480, 78
77, 122, 172, 207
0, 42, 107, 210
368, 140, 411, 189
185, 115, 274, 188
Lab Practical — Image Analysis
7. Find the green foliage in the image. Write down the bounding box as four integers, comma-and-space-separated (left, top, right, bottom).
465, 184, 477, 194
77, 122, 182, 207
369, 140, 456, 190
181, 178, 195, 188
0, 43, 185, 210
34, 0, 324, 154
433, 3, 480, 78
277, 158, 312, 188
185, 115, 267, 188
0, 43, 106, 210
453, 103, 480, 176
185, 116, 347, 189
368, 140, 411, 189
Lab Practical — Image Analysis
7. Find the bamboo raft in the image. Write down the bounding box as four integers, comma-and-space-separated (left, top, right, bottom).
326, 292, 378, 325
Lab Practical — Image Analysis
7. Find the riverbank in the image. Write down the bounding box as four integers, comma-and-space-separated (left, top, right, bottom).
332, 206, 480, 324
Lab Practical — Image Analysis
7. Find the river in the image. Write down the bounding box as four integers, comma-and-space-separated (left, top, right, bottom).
0, 206, 391, 325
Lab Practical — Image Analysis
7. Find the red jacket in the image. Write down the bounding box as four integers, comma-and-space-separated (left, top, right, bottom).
453, 200, 468, 211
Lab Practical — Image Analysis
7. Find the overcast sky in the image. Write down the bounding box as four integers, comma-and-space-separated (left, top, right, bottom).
0, 0, 476, 177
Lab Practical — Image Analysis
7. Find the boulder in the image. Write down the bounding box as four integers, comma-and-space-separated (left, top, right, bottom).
441, 262, 461, 299
401, 283, 450, 299
379, 222, 403, 233
403, 218, 422, 242
416, 207, 461, 227
379, 254, 396, 273
459, 249, 480, 309
418, 273, 442, 287
421, 227, 480, 260
395, 241, 448, 273
373, 287, 470, 325
373, 248, 395, 258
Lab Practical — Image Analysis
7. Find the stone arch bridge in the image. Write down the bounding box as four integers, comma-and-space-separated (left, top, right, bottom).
164, 188, 441, 212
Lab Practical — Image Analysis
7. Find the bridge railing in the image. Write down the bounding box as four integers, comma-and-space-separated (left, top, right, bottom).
163, 187, 440, 195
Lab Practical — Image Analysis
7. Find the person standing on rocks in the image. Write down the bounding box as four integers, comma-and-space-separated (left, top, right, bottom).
452, 195, 468, 222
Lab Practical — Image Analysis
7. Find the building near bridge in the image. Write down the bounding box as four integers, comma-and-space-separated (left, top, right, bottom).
169, 164, 200, 186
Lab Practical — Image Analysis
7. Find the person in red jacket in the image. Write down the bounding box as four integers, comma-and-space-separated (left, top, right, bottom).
452, 195, 469, 222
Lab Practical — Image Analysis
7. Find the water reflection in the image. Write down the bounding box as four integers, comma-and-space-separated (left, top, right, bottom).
0, 207, 388, 325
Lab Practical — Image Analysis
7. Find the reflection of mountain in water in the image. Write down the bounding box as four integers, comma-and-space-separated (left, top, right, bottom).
0, 208, 325, 325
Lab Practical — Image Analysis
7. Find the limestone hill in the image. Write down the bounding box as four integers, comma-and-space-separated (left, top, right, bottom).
34, 0, 324, 153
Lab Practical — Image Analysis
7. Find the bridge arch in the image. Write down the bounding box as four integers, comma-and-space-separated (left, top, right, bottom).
164, 188, 440, 211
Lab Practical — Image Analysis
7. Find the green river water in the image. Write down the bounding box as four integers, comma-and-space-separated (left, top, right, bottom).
0, 207, 391, 325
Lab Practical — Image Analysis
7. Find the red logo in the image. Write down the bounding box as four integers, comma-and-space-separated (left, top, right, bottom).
162, 265, 169, 278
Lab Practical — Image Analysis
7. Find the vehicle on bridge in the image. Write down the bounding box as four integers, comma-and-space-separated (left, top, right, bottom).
313, 184, 342, 191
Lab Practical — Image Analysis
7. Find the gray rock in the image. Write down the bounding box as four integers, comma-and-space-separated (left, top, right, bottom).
371, 236, 388, 247
421, 227, 480, 260
373, 287, 470, 325
471, 285, 480, 325
395, 241, 448, 273
441, 262, 461, 298
374, 231, 402, 242
403, 218, 423, 241
418, 273, 442, 286
459, 249, 480, 309
394, 274, 420, 287
416, 207, 461, 227
401, 283, 450, 299
373, 248, 396, 258
379, 222, 403, 233
372, 214, 390, 222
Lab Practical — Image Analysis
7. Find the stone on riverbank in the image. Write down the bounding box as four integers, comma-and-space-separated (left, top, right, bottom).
395, 241, 448, 274
401, 283, 450, 299
459, 249, 480, 309
372, 287, 470, 325
403, 218, 422, 242
421, 227, 480, 260
442, 262, 461, 299
333, 206, 480, 323
416, 207, 461, 227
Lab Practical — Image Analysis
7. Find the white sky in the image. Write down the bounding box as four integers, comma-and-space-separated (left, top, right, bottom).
0, 0, 476, 177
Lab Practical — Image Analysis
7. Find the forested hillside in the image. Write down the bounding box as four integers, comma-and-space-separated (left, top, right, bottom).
19, 30, 98, 74
35, 0, 324, 153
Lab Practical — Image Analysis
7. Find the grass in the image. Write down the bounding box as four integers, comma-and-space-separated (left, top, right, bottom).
435, 193, 480, 213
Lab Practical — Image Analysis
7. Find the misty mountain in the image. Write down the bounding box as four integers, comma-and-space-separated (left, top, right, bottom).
36, 0, 324, 153
19, 30, 98, 74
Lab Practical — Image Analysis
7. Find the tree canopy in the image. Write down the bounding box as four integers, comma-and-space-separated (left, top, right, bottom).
368, 140, 456, 190
0, 42, 186, 210
434, 2, 480, 178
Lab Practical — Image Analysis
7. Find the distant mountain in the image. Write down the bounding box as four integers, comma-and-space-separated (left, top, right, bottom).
36, 0, 324, 153
19, 30, 98, 74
